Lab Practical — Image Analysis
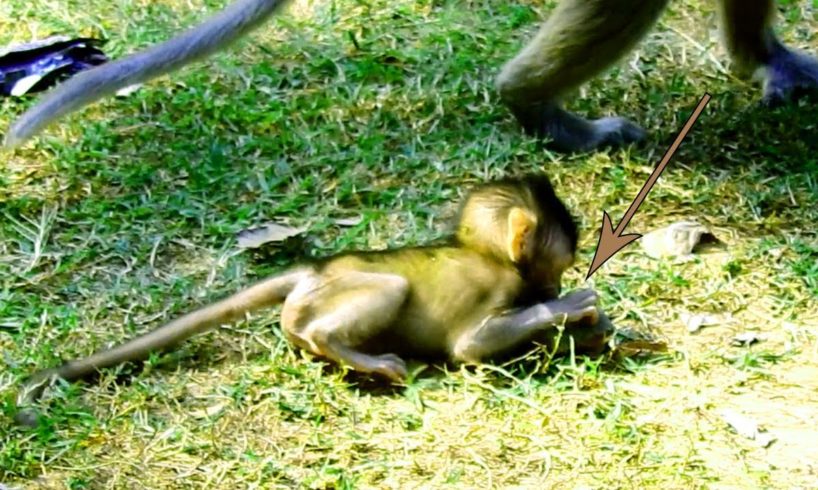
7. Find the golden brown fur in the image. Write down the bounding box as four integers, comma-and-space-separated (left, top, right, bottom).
16, 174, 612, 427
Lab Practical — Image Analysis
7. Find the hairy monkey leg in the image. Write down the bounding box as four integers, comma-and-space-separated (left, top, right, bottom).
282, 271, 410, 382
720, 0, 818, 105
496, 0, 669, 152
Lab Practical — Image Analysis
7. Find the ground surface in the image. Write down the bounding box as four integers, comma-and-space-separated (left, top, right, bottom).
1, 0, 817, 488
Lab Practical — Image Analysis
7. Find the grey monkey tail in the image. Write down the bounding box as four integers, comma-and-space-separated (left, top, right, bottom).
4, 0, 289, 148
15, 267, 311, 427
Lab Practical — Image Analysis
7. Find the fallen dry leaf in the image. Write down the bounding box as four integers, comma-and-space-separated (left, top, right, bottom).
719, 409, 776, 448
190, 401, 230, 419
236, 222, 307, 249
614, 339, 670, 358
641, 221, 719, 258
334, 216, 364, 227
732, 332, 762, 346
680, 311, 723, 333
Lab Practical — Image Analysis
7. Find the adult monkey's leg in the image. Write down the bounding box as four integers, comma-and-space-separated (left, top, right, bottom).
720, 0, 818, 105
496, 0, 669, 152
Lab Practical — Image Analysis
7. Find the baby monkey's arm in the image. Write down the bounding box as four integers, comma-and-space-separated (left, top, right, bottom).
452, 288, 602, 363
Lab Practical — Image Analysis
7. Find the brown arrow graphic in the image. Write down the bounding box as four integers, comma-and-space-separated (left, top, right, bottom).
586, 93, 712, 279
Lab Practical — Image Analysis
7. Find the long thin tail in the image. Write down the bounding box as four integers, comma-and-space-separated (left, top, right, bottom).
15, 267, 311, 426
4, 0, 289, 148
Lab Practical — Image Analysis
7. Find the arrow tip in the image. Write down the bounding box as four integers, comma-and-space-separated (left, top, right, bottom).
585, 211, 642, 280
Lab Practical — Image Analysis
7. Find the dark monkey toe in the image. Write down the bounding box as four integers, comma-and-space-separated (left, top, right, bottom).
592, 116, 648, 148
374, 353, 408, 382
511, 103, 646, 153
762, 45, 818, 106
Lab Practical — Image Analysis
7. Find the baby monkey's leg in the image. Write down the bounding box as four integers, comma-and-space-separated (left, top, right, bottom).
451, 288, 600, 363
283, 271, 410, 382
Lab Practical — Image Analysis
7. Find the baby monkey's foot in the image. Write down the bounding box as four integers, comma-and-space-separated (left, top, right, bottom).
511, 103, 646, 153
542, 290, 612, 356
550, 288, 600, 325
762, 44, 818, 106
372, 353, 408, 383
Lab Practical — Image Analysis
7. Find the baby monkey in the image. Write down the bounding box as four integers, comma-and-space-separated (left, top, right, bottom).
16, 174, 612, 426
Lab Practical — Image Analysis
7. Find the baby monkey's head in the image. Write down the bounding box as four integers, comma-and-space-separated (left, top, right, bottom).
455, 173, 579, 299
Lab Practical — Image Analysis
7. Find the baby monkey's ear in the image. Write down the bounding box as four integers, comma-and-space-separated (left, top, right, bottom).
506, 207, 537, 263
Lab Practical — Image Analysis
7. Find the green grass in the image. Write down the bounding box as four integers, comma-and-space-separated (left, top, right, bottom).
2, 0, 817, 487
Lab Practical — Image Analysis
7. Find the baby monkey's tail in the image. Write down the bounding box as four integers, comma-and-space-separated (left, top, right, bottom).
15, 267, 311, 426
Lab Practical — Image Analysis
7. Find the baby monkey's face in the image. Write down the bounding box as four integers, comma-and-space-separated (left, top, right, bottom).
524, 226, 576, 300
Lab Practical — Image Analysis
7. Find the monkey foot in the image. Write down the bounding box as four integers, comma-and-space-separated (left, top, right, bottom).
588, 116, 647, 150
551, 288, 600, 325
511, 103, 646, 153
762, 45, 818, 106
372, 353, 408, 383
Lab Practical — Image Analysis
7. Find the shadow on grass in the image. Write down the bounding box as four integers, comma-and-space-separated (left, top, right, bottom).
664, 92, 818, 176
